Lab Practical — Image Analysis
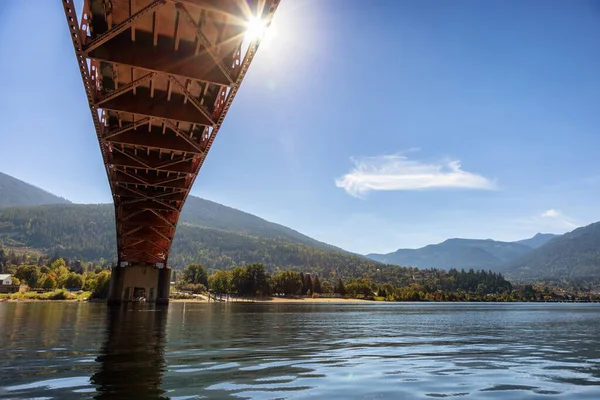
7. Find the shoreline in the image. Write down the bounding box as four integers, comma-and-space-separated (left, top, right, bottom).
170, 297, 371, 304
3, 297, 599, 304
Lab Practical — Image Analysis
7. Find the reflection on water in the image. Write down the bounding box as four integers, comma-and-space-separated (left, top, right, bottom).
91, 305, 168, 399
1, 302, 600, 399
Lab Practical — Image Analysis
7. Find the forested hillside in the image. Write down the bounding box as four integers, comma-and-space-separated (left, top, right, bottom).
0, 172, 71, 207
179, 196, 347, 252
503, 221, 600, 282
0, 202, 381, 275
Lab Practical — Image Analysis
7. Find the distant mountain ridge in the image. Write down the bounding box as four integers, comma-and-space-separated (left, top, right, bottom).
503, 222, 600, 281
0, 172, 71, 207
515, 233, 559, 249
367, 234, 559, 272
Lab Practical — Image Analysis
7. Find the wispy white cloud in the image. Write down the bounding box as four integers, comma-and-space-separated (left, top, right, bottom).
539, 209, 578, 228
335, 154, 496, 197
541, 209, 559, 218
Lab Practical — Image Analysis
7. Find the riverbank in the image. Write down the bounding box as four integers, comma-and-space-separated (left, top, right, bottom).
169, 296, 371, 303
259, 297, 370, 303
3, 296, 598, 304
0, 290, 91, 302
0, 296, 368, 303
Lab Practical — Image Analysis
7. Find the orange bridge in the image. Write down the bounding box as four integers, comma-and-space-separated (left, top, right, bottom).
62, 0, 280, 303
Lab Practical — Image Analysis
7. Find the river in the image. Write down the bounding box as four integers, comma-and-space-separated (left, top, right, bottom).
1, 302, 600, 399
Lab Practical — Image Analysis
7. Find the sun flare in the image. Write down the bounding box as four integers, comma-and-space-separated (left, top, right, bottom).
244, 16, 268, 41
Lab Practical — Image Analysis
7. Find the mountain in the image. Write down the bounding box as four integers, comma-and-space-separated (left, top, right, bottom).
179, 196, 346, 253
0, 198, 380, 275
503, 222, 600, 281
0, 172, 71, 207
515, 233, 559, 249
367, 238, 536, 272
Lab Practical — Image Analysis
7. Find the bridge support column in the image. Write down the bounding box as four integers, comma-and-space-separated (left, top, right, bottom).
156, 267, 172, 305
107, 264, 168, 304
107, 265, 125, 305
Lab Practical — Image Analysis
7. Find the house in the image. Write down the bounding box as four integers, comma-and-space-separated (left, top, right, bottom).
0, 274, 12, 285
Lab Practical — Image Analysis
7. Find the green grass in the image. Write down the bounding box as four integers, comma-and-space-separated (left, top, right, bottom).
0, 289, 91, 301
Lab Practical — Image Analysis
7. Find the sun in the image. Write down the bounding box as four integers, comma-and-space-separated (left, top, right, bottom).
244, 16, 268, 42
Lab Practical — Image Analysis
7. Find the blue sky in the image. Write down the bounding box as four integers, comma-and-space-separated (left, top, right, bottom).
1, 0, 600, 254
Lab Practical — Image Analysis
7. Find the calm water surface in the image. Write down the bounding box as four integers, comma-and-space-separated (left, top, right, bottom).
1, 302, 600, 399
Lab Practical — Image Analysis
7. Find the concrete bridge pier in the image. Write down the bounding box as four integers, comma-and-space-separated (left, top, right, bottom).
108, 264, 171, 304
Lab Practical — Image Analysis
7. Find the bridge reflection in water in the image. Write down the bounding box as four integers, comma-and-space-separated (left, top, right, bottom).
91, 306, 168, 399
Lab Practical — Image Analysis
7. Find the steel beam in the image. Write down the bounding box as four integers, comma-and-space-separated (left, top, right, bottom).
112, 170, 188, 188
88, 31, 233, 86
175, 3, 234, 85
167, 76, 215, 125
106, 125, 204, 154
100, 88, 214, 126
84, 0, 167, 53
117, 208, 177, 229
118, 188, 181, 209
162, 119, 205, 153
147, 209, 178, 229
118, 198, 179, 212
103, 117, 151, 140
96, 73, 156, 105
108, 151, 196, 174
114, 186, 186, 202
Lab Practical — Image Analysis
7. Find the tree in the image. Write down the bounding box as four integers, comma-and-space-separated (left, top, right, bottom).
71, 260, 83, 274
272, 271, 302, 296
334, 278, 346, 295
38, 274, 57, 290
91, 270, 111, 299
313, 276, 322, 294
299, 272, 305, 293
61, 272, 84, 289
230, 266, 250, 296
476, 283, 488, 295
55, 266, 70, 286
208, 270, 231, 295
183, 264, 208, 286
321, 280, 334, 294
50, 258, 67, 271
379, 283, 395, 298
345, 278, 375, 298
246, 263, 268, 297
15, 265, 40, 287
302, 274, 312, 295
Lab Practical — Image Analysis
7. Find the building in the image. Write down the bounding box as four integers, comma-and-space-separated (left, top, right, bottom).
0, 274, 12, 285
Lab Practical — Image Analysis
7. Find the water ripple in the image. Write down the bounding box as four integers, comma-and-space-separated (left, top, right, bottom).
2, 303, 600, 399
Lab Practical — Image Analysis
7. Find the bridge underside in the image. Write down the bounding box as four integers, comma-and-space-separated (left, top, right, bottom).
63, 0, 279, 303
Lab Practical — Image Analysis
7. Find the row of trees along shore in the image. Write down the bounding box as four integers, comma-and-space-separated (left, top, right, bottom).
176, 263, 600, 302
1, 251, 111, 299
3, 247, 600, 302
